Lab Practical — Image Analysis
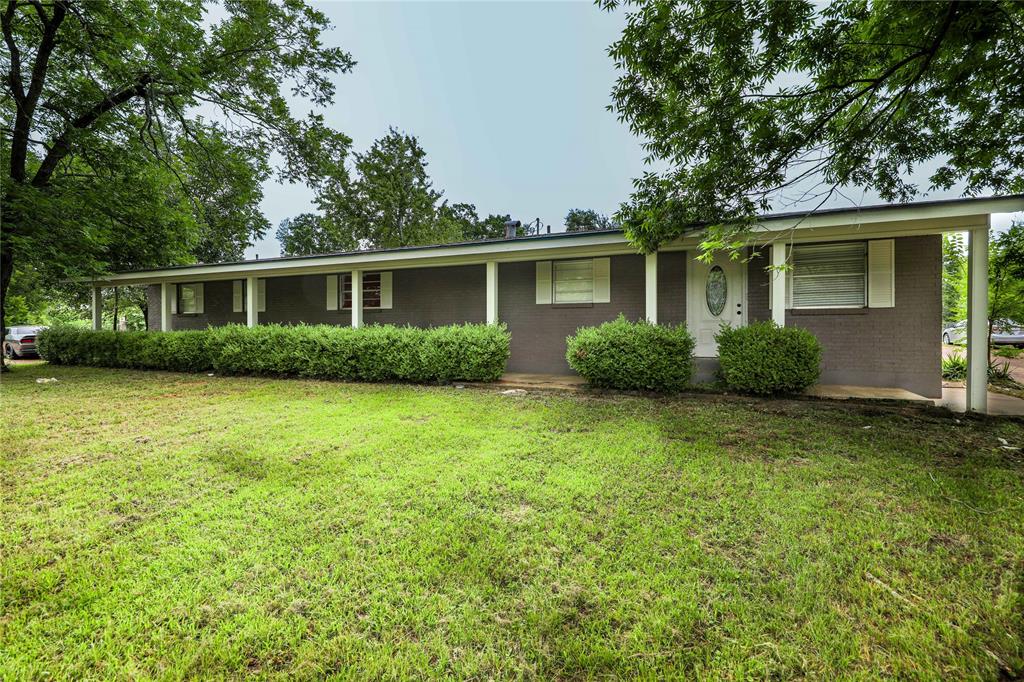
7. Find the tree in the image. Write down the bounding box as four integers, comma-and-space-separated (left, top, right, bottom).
277, 213, 356, 257
322, 129, 458, 249
988, 223, 1024, 347
941, 233, 965, 325
475, 214, 514, 241
2, 0, 354, 366
564, 208, 615, 232
602, 1, 1024, 254
438, 203, 512, 241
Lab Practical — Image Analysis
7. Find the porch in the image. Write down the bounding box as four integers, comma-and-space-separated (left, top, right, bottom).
87, 195, 1024, 414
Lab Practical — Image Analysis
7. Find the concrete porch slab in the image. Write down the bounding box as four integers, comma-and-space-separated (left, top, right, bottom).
494, 372, 587, 391
804, 384, 933, 403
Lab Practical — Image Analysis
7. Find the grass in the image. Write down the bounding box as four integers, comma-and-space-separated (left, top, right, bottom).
2, 363, 1023, 679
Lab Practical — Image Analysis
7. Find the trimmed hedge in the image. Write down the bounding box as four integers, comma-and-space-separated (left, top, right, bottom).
715, 322, 822, 395
38, 323, 510, 383
565, 315, 695, 392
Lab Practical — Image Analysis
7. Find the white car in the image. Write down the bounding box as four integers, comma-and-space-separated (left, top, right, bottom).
942, 319, 1024, 347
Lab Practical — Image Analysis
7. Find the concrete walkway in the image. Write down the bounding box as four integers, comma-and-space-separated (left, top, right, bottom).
939, 384, 1024, 416
492, 373, 1024, 416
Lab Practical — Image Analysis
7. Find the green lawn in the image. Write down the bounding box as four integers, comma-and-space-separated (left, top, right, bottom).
2, 363, 1023, 679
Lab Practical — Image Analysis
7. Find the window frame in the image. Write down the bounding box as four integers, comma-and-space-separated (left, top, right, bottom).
552, 258, 595, 304
341, 272, 383, 310
789, 241, 868, 310
177, 283, 202, 315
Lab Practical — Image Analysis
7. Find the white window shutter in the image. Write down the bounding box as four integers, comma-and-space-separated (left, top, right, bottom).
325, 275, 338, 310
232, 280, 244, 313
868, 239, 895, 308
593, 257, 611, 303
170, 284, 178, 314
257, 279, 266, 312
380, 272, 393, 309
535, 261, 552, 304
194, 283, 204, 314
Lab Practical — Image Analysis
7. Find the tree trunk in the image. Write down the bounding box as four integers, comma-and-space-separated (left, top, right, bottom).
112, 287, 120, 331
0, 209, 15, 373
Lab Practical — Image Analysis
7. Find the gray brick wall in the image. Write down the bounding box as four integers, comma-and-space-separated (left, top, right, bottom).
149, 265, 486, 332
499, 255, 651, 374
746, 235, 942, 397
146, 237, 940, 394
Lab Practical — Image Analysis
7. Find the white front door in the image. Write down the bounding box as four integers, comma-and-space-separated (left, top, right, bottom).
687, 250, 746, 357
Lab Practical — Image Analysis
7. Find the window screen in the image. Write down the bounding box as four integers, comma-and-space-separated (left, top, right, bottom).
790, 242, 866, 308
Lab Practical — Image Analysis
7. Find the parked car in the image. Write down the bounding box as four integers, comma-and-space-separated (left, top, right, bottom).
942, 319, 1024, 347
992, 319, 1024, 347
3, 325, 46, 358
942, 320, 966, 345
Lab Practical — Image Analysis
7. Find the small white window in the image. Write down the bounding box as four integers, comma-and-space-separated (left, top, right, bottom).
553, 259, 595, 304
178, 283, 204, 314
789, 242, 866, 308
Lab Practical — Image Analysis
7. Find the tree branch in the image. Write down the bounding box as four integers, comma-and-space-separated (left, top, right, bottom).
32, 72, 154, 187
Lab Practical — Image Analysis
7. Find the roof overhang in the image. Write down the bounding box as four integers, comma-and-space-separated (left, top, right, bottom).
94, 194, 1024, 286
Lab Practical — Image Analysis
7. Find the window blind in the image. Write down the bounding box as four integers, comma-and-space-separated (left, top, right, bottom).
790, 242, 866, 308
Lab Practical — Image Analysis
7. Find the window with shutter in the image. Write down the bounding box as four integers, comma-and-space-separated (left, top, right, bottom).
789, 242, 867, 308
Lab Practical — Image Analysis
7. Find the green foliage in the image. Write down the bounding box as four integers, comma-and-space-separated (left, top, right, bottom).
278, 134, 519, 256
564, 209, 616, 232
941, 351, 967, 381
38, 323, 510, 383
716, 322, 822, 395
989, 223, 1024, 335
2, 0, 355, 333
276, 213, 356, 258
994, 346, 1022, 360
438, 204, 513, 242
319, 128, 459, 250
565, 315, 695, 392
602, 0, 1024, 253
942, 233, 966, 326
941, 350, 1016, 382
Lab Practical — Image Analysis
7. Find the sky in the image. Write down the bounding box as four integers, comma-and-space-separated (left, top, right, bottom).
247, 1, 1019, 259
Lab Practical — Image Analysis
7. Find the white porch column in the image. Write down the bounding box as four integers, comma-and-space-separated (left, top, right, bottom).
351, 270, 363, 328
246, 275, 258, 328
485, 261, 498, 324
966, 223, 989, 413
160, 282, 172, 332
771, 243, 786, 326
645, 252, 658, 323
91, 286, 102, 331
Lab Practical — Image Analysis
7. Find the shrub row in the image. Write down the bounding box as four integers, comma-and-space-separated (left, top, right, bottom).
38, 323, 511, 383
565, 317, 822, 395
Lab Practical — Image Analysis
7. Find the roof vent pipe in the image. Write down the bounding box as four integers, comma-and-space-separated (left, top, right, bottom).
504, 220, 522, 240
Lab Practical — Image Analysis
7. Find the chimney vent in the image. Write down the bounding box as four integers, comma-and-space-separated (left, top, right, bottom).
504, 220, 522, 240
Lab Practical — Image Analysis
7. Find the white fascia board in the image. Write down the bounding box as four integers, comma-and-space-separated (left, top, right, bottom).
94, 233, 635, 286
95, 196, 1024, 286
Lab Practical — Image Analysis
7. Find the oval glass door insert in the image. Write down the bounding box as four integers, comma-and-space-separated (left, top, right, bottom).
706, 266, 727, 316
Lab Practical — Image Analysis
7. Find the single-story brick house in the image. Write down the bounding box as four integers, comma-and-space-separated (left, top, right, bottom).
91, 195, 1024, 413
